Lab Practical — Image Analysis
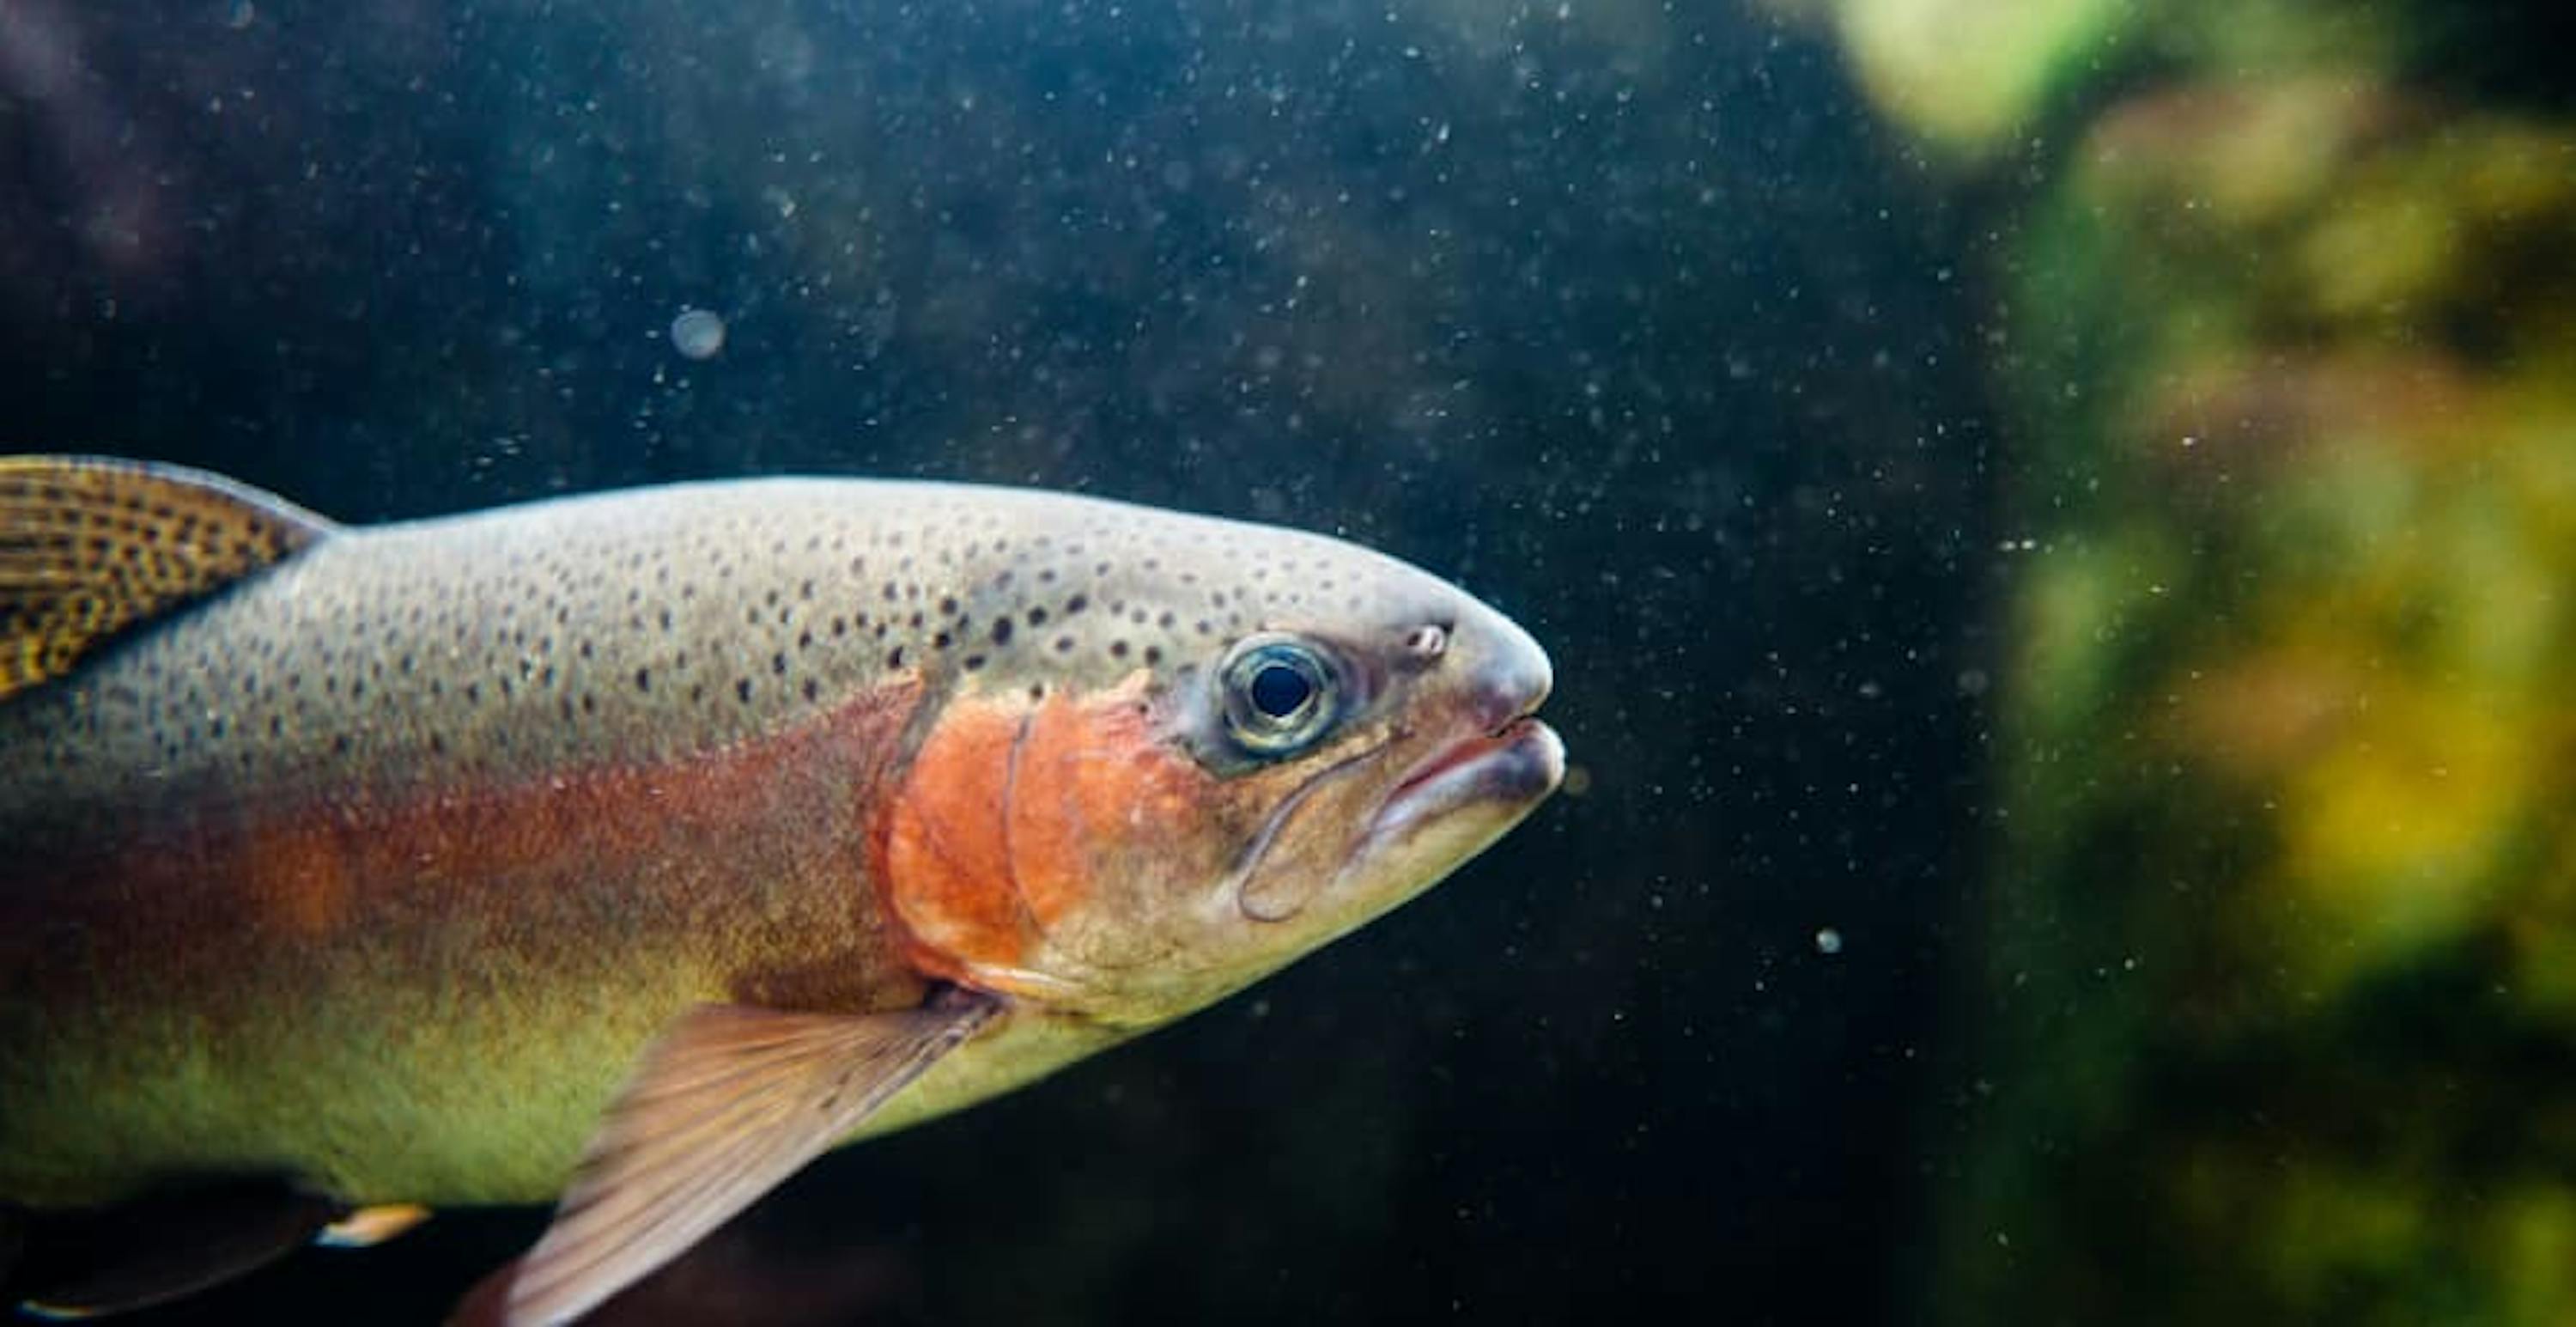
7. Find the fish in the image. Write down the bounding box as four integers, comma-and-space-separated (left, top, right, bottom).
0, 456, 1563, 1323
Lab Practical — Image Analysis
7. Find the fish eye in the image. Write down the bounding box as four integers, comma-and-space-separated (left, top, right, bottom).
1218, 634, 1340, 757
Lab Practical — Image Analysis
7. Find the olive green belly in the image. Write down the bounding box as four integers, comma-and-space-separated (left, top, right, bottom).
0, 697, 933, 1207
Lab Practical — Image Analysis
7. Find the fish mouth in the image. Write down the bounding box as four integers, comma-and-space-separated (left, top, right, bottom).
1368, 715, 1566, 843
1232, 715, 1562, 925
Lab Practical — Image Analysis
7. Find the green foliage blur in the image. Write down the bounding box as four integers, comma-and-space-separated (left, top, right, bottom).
1775, 1, 2576, 1322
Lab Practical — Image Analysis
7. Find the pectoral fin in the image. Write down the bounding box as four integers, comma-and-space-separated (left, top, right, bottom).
505, 990, 1003, 1327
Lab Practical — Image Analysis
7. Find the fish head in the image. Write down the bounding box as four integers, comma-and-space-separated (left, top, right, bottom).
878, 494, 1562, 1027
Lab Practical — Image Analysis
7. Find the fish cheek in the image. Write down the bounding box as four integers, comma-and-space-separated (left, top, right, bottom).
883, 678, 1321, 1012
1228, 745, 1391, 925
1010, 687, 1241, 977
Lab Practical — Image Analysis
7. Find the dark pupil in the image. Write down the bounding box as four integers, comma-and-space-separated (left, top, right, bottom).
1247, 660, 1313, 720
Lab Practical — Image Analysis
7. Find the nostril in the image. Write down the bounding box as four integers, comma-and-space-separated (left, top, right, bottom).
1404, 624, 1449, 660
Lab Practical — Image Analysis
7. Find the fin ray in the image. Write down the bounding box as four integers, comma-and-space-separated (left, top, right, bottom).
504, 993, 1002, 1327
0, 456, 335, 699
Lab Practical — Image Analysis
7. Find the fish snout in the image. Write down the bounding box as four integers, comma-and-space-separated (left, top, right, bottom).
1357, 599, 1564, 854
1455, 605, 1552, 734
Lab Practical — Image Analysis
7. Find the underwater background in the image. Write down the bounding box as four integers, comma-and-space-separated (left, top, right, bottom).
3, 1, 2570, 1323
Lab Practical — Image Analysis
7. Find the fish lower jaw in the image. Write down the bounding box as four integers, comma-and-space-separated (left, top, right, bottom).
1368, 716, 1564, 846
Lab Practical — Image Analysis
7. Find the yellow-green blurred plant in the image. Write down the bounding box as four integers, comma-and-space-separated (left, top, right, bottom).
1776, 1, 2576, 1322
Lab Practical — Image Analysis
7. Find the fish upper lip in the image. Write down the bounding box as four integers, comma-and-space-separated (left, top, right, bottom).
1400, 632, 1552, 781
1439, 677, 1540, 749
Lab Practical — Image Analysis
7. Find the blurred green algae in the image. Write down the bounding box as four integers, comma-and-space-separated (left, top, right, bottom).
1779, 1, 2576, 1322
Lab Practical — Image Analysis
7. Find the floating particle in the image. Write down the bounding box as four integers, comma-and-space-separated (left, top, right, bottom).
1814, 927, 1844, 956
669, 307, 726, 360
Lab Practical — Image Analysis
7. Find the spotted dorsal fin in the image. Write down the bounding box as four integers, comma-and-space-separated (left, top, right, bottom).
0, 456, 336, 700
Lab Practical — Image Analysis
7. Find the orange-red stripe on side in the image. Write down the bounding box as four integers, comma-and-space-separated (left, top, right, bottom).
4, 674, 933, 1027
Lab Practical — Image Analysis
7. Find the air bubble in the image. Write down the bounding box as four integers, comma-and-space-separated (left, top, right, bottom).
669, 307, 726, 360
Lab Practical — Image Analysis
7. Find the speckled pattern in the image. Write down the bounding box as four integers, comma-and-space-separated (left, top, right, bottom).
1, 476, 1457, 828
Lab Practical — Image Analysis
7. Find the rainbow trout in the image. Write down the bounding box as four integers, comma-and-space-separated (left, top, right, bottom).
0, 458, 1561, 1323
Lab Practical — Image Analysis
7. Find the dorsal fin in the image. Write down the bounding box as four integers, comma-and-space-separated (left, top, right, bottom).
0, 456, 336, 700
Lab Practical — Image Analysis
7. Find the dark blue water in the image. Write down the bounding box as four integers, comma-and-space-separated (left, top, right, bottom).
2, 3, 1990, 1323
